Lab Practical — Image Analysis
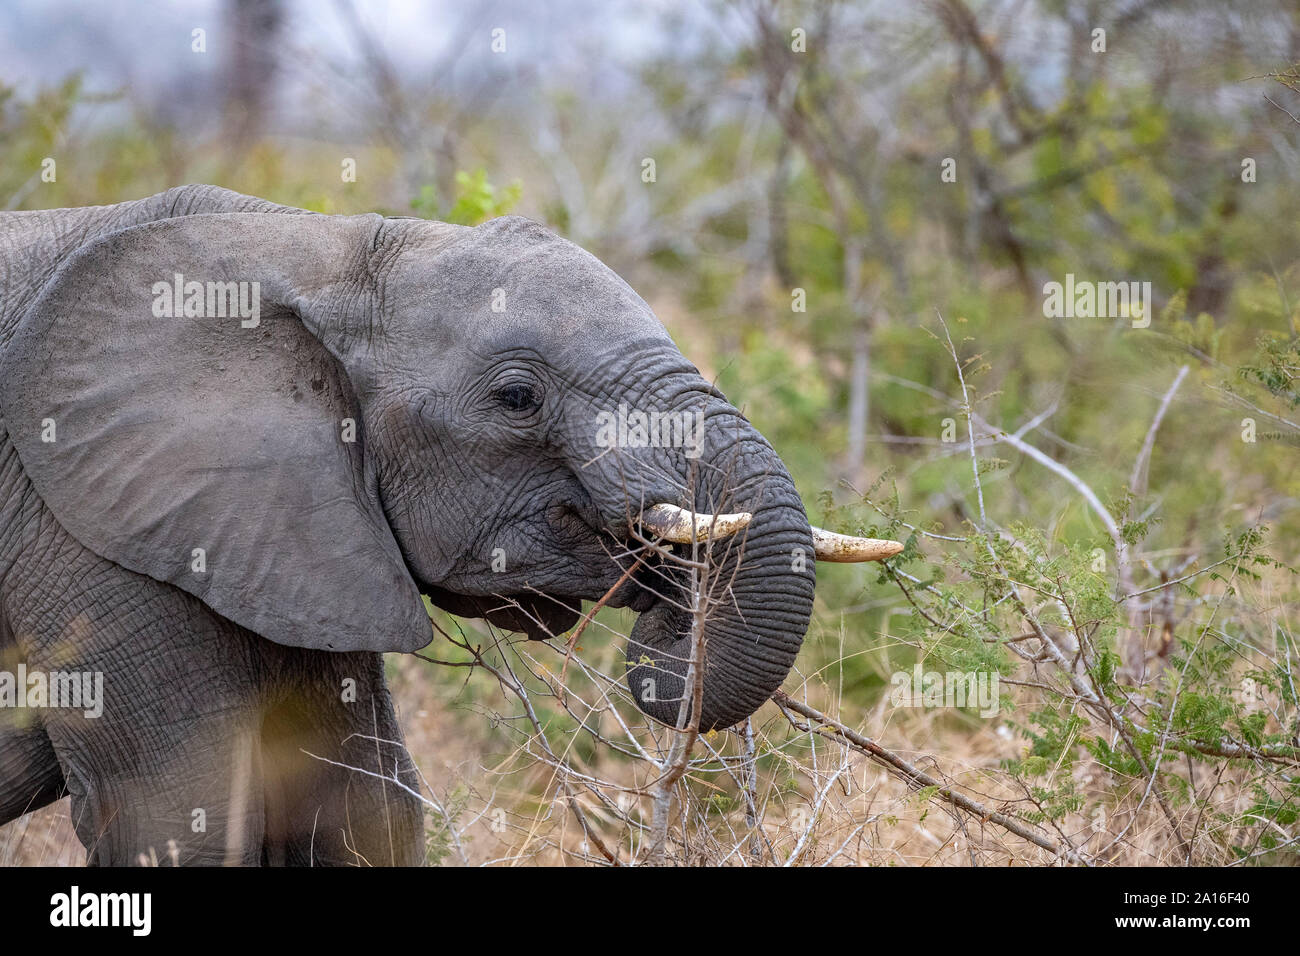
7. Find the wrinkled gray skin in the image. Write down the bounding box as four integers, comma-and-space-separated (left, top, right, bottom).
0, 186, 815, 865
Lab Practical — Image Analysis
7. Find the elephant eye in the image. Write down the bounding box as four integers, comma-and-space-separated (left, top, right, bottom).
494, 382, 542, 413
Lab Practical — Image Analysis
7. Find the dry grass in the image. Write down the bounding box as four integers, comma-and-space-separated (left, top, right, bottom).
379, 647, 1224, 867
1, 798, 82, 866
0, 644, 1276, 867
5, 564, 1292, 868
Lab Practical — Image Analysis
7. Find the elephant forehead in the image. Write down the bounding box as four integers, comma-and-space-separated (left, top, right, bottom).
390, 220, 672, 342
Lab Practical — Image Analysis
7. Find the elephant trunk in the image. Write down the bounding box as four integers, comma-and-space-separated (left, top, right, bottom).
621, 410, 817, 732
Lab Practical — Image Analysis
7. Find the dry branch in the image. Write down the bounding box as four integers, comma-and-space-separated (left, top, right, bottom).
770, 690, 1089, 864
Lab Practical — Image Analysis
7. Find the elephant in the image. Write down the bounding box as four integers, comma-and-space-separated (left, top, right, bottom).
0, 185, 900, 865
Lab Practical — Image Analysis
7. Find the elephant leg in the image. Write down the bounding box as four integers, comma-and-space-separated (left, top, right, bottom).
0, 596, 65, 825
13, 556, 273, 865
0, 720, 64, 826
259, 650, 425, 866
5, 508, 421, 865
40, 634, 270, 868
49, 713, 267, 867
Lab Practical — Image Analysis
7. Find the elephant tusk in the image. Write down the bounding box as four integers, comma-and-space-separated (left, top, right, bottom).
811, 526, 904, 562
639, 504, 753, 543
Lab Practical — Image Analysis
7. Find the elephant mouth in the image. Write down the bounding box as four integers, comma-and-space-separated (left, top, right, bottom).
423, 561, 704, 727
421, 544, 671, 643
421, 585, 583, 641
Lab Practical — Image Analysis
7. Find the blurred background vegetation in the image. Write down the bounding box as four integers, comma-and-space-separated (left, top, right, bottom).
3, 0, 1299, 865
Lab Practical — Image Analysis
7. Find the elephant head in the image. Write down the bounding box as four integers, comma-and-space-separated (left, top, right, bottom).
0, 208, 900, 732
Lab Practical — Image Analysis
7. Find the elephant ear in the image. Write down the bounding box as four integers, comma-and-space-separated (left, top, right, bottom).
0, 212, 432, 653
